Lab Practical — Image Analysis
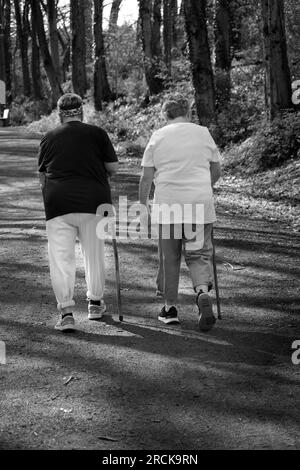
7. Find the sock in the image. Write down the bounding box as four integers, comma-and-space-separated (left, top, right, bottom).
89, 300, 101, 306
165, 304, 176, 312
196, 285, 209, 294
62, 313, 73, 319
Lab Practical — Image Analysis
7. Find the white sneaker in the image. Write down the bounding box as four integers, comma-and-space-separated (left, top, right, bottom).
55, 315, 77, 332
88, 300, 107, 320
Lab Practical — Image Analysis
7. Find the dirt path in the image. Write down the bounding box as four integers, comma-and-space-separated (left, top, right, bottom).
0, 128, 299, 450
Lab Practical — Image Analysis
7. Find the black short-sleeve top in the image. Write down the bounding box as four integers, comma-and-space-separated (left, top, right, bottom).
38, 121, 118, 221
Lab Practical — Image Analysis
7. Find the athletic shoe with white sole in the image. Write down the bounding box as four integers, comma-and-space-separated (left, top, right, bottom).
88, 300, 107, 320
197, 292, 216, 332
158, 306, 180, 325
55, 315, 77, 332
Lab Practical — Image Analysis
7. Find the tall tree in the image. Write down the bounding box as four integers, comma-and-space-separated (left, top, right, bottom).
84, 0, 94, 66
31, 0, 62, 106
94, 0, 112, 110
47, 0, 60, 83
171, 0, 178, 48
163, 0, 172, 76
215, 0, 233, 107
109, 0, 123, 31
1, 0, 12, 101
30, 0, 43, 99
71, 0, 88, 97
261, 0, 292, 119
57, 4, 71, 82
139, 0, 164, 96
183, 0, 216, 126
14, 0, 31, 96
152, 0, 162, 58
0, 0, 6, 83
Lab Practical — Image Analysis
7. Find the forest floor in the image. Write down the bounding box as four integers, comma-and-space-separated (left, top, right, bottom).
0, 128, 299, 450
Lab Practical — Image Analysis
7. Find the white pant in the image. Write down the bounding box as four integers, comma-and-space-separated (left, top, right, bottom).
46, 213, 105, 312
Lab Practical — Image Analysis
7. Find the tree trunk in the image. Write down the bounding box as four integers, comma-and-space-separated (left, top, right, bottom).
261, 0, 292, 119
171, 0, 178, 48
163, 0, 172, 76
57, 28, 71, 83
109, 0, 123, 31
47, 0, 61, 83
183, 0, 216, 126
215, 0, 232, 107
139, 0, 164, 96
152, 0, 162, 58
32, 0, 63, 107
84, 0, 94, 65
62, 44, 71, 83
3, 0, 12, 102
14, 0, 31, 96
31, 1, 43, 100
94, 0, 112, 111
0, 1, 5, 83
71, 0, 88, 97
231, 0, 243, 56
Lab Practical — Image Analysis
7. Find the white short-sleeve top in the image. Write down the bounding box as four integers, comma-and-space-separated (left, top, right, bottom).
142, 122, 221, 224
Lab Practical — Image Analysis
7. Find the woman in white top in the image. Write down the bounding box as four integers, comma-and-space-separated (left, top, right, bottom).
139, 94, 221, 331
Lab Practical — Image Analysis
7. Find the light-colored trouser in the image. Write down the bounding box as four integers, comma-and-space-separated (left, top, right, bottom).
156, 224, 214, 305
46, 213, 105, 313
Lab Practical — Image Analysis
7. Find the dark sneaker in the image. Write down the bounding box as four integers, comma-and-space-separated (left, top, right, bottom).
156, 289, 164, 297
158, 306, 180, 325
55, 315, 77, 332
197, 292, 216, 332
88, 300, 107, 320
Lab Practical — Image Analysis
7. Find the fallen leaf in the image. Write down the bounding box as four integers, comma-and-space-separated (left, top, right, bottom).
97, 436, 119, 442
64, 376, 74, 386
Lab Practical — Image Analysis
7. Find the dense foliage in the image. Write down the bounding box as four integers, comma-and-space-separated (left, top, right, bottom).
1, 0, 299, 175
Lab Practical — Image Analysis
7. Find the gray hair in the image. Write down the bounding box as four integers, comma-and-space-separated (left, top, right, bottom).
57, 93, 83, 117
162, 95, 191, 120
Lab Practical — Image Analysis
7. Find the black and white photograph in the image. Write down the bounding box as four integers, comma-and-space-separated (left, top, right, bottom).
0, 0, 299, 455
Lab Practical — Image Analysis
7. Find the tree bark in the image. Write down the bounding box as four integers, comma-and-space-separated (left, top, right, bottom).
47, 0, 61, 83
2, 0, 12, 101
84, 0, 94, 65
71, 0, 88, 97
32, 0, 63, 107
183, 0, 216, 126
152, 0, 162, 58
139, 0, 164, 96
0, 1, 6, 83
94, 0, 112, 111
109, 0, 123, 31
163, 0, 172, 75
31, 1, 43, 100
261, 0, 292, 119
14, 0, 31, 96
171, 0, 178, 48
215, 0, 232, 107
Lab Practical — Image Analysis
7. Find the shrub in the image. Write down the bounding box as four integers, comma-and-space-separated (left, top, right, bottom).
223, 111, 300, 173
251, 112, 300, 170
10, 97, 52, 126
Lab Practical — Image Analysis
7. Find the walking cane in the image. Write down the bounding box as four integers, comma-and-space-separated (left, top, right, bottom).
112, 238, 123, 322
212, 228, 222, 320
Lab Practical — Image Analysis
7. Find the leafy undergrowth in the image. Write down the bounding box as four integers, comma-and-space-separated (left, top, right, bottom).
220, 129, 300, 230
215, 172, 300, 231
